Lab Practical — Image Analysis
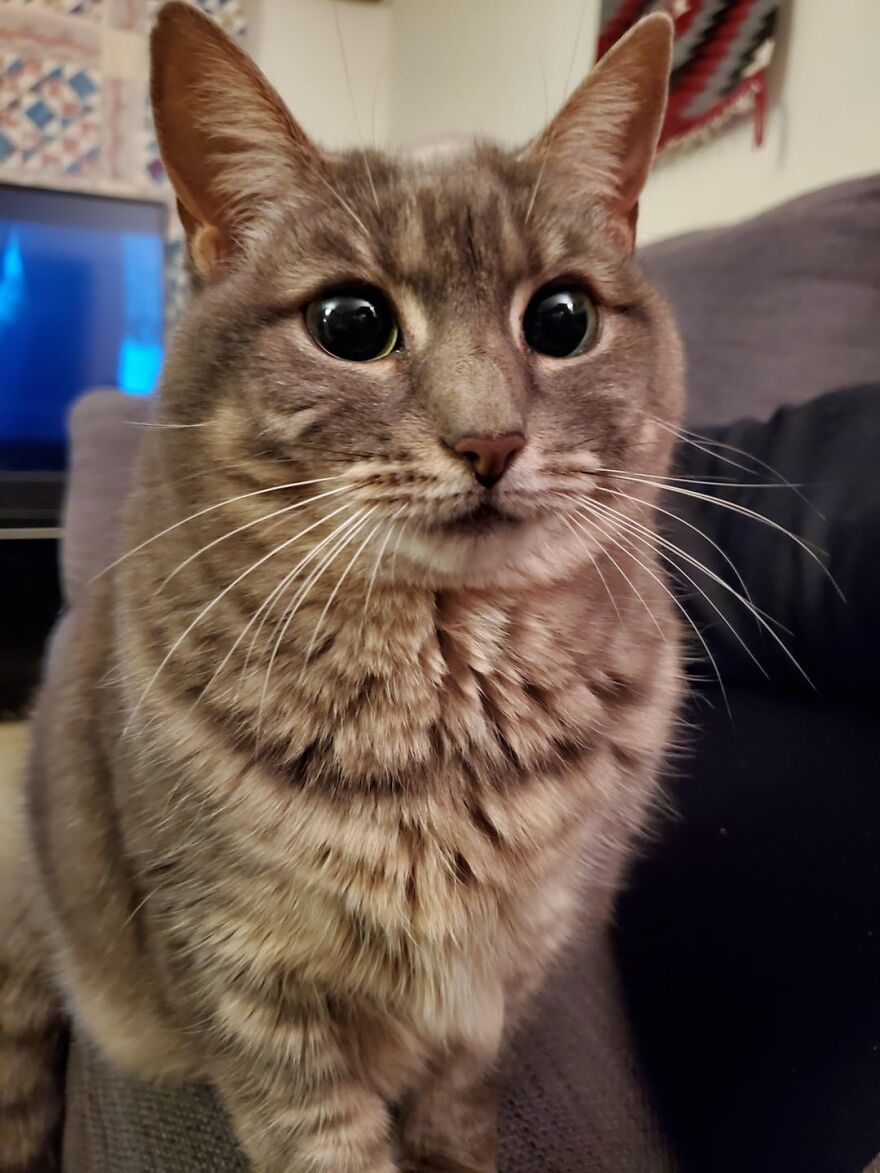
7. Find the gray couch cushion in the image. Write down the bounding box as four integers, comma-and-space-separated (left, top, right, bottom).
642, 174, 880, 425
62, 390, 152, 606
62, 929, 675, 1172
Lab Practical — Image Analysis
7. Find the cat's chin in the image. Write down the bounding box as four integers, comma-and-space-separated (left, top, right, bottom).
394, 512, 592, 591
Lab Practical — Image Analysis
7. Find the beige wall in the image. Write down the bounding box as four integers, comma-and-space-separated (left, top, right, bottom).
388, 0, 600, 147
250, 0, 880, 242
249, 0, 600, 150
248, 0, 392, 149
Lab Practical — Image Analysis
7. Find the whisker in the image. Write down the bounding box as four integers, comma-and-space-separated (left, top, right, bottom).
299, 514, 383, 672
596, 470, 844, 599
595, 483, 762, 625
196, 501, 358, 703
122, 503, 357, 734
315, 171, 370, 236
333, 0, 380, 211
359, 508, 406, 641
95, 475, 346, 581
388, 518, 408, 581
256, 508, 375, 733
562, 513, 657, 635
563, 514, 623, 624
656, 416, 822, 517
581, 499, 771, 681
570, 502, 731, 714
159, 484, 353, 589
583, 496, 815, 689
525, 0, 589, 223
242, 506, 368, 697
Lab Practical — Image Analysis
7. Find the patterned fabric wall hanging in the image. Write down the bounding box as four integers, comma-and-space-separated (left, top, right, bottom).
599, 0, 779, 154
0, 0, 248, 316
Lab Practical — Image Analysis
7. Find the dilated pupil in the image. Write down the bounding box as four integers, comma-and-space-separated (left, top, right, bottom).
524, 289, 590, 358
310, 292, 395, 361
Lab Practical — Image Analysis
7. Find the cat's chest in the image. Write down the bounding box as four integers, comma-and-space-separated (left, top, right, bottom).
278, 589, 603, 791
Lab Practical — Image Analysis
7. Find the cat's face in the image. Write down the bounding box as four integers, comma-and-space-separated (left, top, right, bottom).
153, 4, 682, 590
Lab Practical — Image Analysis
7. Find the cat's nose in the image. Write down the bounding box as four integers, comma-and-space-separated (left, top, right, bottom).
450, 433, 526, 488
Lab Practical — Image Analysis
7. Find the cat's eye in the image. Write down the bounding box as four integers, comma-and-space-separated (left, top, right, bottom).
305, 287, 399, 362
523, 286, 599, 358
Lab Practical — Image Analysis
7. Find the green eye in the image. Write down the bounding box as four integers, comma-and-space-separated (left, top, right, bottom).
305, 287, 399, 362
523, 285, 599, 358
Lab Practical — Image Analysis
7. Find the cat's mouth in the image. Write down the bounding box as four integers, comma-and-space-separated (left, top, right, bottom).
434, 497, 523, 535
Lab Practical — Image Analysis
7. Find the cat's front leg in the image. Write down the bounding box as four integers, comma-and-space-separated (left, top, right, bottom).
223, 1080, 395, 1173
398, 1046, 499, 1173
209, 998, 396, 1173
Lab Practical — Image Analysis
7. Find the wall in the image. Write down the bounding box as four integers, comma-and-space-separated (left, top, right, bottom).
248, 0, 392, 149
250, 0, 600, 151
638, 0, 880, 242
387, 0, 600, 148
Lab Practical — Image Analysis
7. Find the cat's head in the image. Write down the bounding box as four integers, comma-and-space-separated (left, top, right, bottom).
150, 2, 682, 592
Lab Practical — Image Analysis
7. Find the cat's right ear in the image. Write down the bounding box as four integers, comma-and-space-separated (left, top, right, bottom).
150, 1, 321, 279
522, 13, 673, 252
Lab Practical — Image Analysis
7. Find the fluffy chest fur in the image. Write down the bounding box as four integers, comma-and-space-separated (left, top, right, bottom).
115, 533, 679, 1051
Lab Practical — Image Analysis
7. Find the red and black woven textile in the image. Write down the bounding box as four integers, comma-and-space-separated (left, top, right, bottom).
598, 0, 779, 152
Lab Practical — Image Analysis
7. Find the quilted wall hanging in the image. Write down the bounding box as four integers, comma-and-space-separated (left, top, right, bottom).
599, 0, 780, 153
0, 0, 247, 313
0, 0, 247, 191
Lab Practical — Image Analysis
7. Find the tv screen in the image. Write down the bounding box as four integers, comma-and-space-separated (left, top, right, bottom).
0, 185, 166, 464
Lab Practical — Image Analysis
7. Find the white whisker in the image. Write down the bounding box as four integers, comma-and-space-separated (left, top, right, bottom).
196, 501, 358, 703
159, 484, 352, 589
94, 475, 345, 581
563, 513, 661, 636
570, 502, 731, 713
526, 0, 589, 223
123, 503, 356, 735
334, 0, 379, 211
596, 469, 844, 599
582, 495, 814, 689
582, 499, 769, 680
561, 514, 622, 624
315, 171, 370, 236
359, 508, 406, 641
300, 514, 383, 672
256, 508, 375, 734
595, 483, 761, 622
388, 519, 408, 580
243, 506, 368, 697
656, 416, 821, 517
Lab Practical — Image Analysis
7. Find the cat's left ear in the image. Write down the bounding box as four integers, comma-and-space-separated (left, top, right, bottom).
523, 13, 673, 251
150, 1, 323, 279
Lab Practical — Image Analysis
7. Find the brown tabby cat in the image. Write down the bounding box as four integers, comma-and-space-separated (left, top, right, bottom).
1, 5, 682, 1170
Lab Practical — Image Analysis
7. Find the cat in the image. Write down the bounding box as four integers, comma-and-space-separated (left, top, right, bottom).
0, 5, 682, 1170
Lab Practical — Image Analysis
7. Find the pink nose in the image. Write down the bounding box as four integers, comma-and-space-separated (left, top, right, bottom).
451, 433, 526, 488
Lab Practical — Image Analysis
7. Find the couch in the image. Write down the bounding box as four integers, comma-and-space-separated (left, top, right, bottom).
56, 174, 880, 1171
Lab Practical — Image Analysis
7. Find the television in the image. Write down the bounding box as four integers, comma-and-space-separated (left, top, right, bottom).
0, 184, 166, 522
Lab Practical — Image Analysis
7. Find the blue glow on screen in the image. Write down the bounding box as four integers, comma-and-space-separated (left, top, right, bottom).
0, 215, 164, 445
116, 231, 164, 395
